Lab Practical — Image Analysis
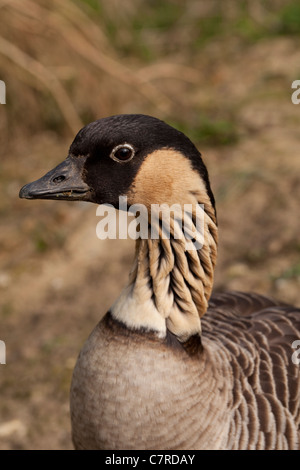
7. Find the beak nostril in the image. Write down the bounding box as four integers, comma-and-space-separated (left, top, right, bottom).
53, 175, 66, 184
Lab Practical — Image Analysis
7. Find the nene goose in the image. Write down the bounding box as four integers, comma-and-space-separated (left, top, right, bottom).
19, 114, 300, 450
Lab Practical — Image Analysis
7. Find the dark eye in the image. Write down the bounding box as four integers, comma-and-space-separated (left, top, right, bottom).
110, 144, 135, 163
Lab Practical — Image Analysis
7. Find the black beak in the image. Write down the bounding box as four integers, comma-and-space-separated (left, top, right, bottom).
19, 156, 91, 201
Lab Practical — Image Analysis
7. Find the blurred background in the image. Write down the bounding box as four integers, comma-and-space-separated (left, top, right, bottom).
0, 0, 300, 449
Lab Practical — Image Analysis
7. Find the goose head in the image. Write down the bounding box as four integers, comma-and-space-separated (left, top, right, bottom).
20, 114, 218, 342
19, 114, 215, 208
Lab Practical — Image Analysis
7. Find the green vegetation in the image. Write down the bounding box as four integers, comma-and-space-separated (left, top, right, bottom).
78, 0, 101, 13
31, 222, 66, 254
277, 263, 300, 280
277, 1, 300, 35
1, 303, 13, 319
132, 2, 184, 31
168, 116, 238, 146
95, 0, 300, 60
1, 0, 300, 136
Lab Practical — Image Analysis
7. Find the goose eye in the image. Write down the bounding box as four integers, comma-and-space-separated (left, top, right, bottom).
110, 144, 135, 163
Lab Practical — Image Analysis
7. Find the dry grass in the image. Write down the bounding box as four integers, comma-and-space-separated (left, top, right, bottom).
0, 0, 299, 449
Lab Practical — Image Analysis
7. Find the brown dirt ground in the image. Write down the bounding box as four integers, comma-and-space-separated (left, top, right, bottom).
0, 34, 300, 449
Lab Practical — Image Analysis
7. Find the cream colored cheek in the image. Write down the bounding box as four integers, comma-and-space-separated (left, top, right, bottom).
128, 176, 174, 207
127, 149, 209, 208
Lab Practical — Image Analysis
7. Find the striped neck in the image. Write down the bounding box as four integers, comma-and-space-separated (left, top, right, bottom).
111, 193, 218, 342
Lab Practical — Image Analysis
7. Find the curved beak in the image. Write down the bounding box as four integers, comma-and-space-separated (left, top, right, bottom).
19, 156, 91, 201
